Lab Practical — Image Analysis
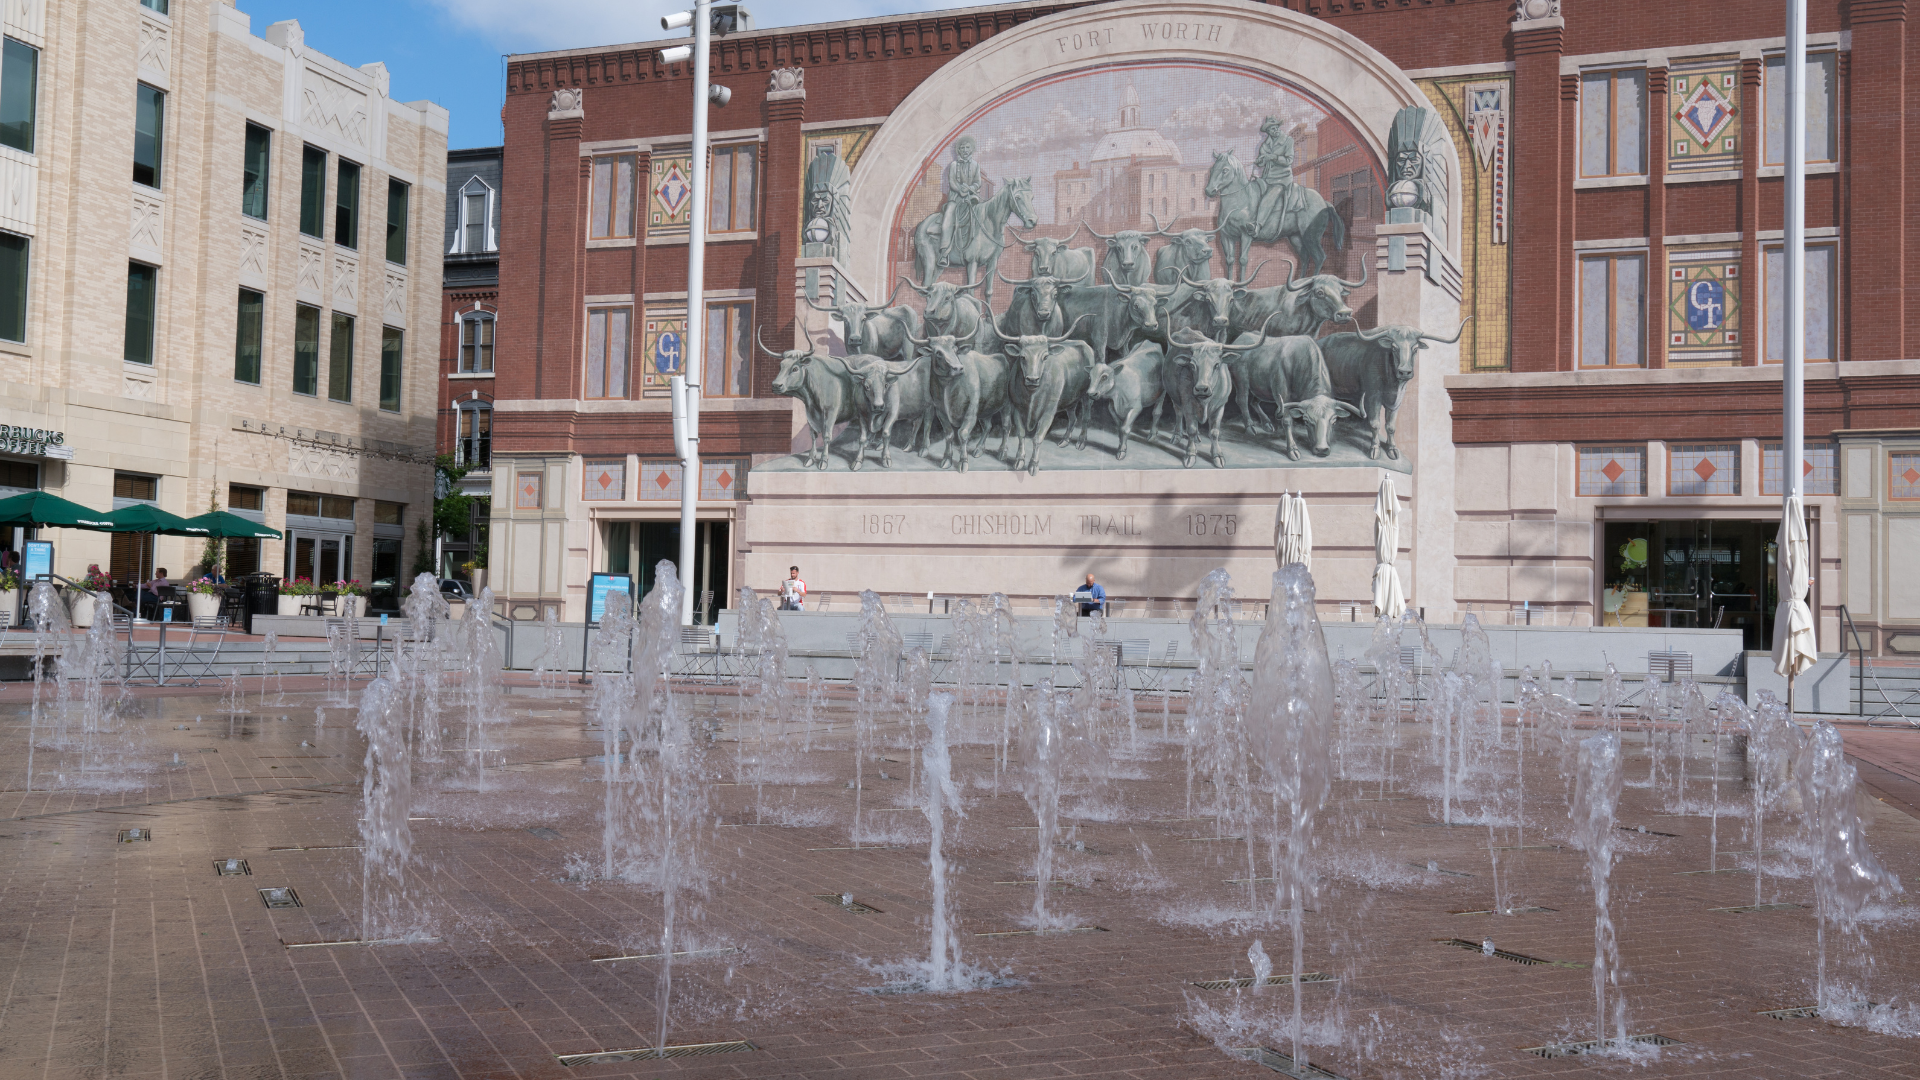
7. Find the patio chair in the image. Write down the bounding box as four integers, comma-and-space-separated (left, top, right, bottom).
676, 625, 722, 680
812, 594, 831, 612
173, 617, 231, 687
117, 611, 162, 682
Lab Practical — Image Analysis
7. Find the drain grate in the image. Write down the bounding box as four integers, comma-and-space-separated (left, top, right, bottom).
1436, 938, 1584, 967
1236, 1046, 1349, 1078
1194, 972, 1335, 990
1524, 1033, 1678, 1057
526, 827, 562, 840
594, 946, 741, 964
1451, 906, 1557, 916
117, 829, 151, 843
213, 858, 251, 876
1409, 862, 1475, 878
1758, 1002, 1873, 1020
1618, 825, 1679, 838
258, 887, 302, 909
556, 1040, 755, 1065
814, 893, 882, 914
974, 926, 1107, 937
1181, 836, 1245, 843
1710, 902, 1804, 913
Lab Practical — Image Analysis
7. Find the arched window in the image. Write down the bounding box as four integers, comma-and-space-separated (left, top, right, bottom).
460, 310, 494, 373
457, 401, 491, 468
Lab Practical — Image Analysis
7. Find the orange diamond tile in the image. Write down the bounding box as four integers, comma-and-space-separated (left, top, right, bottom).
1693, 457, 1718, 481
1602, 460, 1625, 483
654, 470, 674, 489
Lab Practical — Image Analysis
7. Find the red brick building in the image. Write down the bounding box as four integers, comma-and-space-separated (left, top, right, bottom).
487, 0, 1918, 659
439, 145, 502, 581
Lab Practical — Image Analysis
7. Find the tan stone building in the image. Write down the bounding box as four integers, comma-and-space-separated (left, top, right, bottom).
0, 0, 445, 610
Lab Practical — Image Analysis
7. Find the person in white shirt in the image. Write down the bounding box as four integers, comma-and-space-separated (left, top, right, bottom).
779, 566, 807, 611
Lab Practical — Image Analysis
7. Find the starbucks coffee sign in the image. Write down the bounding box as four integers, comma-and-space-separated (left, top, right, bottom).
0, 426, 70, 458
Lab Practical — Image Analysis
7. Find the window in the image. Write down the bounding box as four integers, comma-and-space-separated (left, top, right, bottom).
1577, 445, 1647, 497
584, 306, 631, 399
515, 472, 543, 510
457, 179, 494, 253
0, 230, 25, 342
460, 312, 494, 372
704, 301, 752, 397
1579, 69, 1645, 178
299, 146, 327, 238
241, 123, 270, 219
0, 458, 38, 492
1578, 253, 1645, 367
590, 154, 636, 239
379, 326, 402, 411
1763, 442, 1838, 496
582, 458, 626, 501
114, 472, 158, 501
710, 144, 757, 233
124, 262, 158, 364
140, 0, 168, 12
134, 84, 166, 188
334, 160, 360, 249
1892, 453, 1920, 501
227, 484, 264, 511
0, 37, 39, 154
287, 491, 355, 519
1668, 443, 1740, 496
293, 303, 320, 394
234, 288, 264, 384
1764, 244, 1836, 362
328, 312, 353, 401
374, 501, 403, 526
385, 179, 408, 265
457, 403, 491, 468
637, 461, 683, 501
227, 537, 259, 576
1765, 53, 1838, 165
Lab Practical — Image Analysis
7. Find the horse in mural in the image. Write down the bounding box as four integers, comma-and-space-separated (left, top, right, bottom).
911, 177, 1039, 311
1204, 150, 1347, 280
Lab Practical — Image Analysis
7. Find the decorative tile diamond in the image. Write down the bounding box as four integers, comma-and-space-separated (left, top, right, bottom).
1763, 443, 1838, 495
581, 459, 626, 502
1693, 457, 1718, 481
1897, 453, 1920, 500
653, 470, 673, 490
1669, 66, 1741, 169
636, 461, 683, 501
1579, 446, 1646, 496
1602, 460, 1625, 483
1670, 444, 1739, 495
1676, 82, 1734, 145
515, 472, 543, 510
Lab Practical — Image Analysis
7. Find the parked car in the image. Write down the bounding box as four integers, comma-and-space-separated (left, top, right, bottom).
440, 578, 473, 602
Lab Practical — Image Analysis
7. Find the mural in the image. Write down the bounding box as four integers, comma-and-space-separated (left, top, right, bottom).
767, 61, 1464, 475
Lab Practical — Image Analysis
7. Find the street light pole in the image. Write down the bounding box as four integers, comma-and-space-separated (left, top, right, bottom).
1785, 0, 1805, 508
664, 2, 712, 626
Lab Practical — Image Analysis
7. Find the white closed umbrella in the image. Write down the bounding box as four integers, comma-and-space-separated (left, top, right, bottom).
1771, 494, 1816, 679
1371, 474, 1405, 619
1275, 493, 1313, 570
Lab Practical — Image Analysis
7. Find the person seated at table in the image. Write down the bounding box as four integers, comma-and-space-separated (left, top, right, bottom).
141, 568, 170, 619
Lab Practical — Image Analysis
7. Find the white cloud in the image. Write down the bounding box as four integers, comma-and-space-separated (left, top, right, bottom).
426, 0, 965, 55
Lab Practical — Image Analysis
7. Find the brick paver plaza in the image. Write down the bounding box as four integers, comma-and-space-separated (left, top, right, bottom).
2, 674, 1917, 1079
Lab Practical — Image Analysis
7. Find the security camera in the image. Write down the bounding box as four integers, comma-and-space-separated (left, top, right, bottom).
658, 44, 693, 64
708, 84, 731, 107
660, 10, 693, 31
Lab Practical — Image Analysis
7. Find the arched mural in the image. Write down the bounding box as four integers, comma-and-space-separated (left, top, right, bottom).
766, 3, 1462, 478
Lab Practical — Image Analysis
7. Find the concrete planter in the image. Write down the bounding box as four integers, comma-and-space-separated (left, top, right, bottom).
0, 588, 16, 627
68, 591, 97, 629
277, 595, 305, 617
187, 592, 220, 622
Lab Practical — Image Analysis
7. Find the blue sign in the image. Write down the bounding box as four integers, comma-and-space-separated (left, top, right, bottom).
21, 539, 50, 579
162, 606, 173, 623
654, 331, 683, 374
1686, 279, 1725, 330
589, 573, 633, 624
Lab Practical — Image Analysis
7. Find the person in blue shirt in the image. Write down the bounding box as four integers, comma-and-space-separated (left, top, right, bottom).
1073, 573, 1106, 617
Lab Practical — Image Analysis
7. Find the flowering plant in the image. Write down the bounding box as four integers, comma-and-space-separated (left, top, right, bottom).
0, 568, 17, 591
186, 576, 221, 596
278, 576, 317, 596
80, 564, 114, 592
330, 579, 367, 597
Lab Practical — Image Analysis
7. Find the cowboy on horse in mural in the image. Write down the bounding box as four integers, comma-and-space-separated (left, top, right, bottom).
1206, 114, 1347, 277
935, 136, 993, 267
1249, 116, 1306, 239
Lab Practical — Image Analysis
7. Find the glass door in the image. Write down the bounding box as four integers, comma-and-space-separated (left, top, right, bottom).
318, 538, 341, 585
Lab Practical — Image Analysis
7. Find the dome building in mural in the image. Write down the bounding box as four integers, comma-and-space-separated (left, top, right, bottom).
1053, 80, 1222, 231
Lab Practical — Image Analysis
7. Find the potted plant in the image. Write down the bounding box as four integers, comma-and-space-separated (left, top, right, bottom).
0, 566, 17, 627
332, 579, 366, 617
277, 576, 316, 616
186, 576, 222, 622
463, 548, 488, 594
70, 564, 114, 628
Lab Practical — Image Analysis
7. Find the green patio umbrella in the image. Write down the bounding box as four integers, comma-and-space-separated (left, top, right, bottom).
100, 503, 206, 536
177, 510, 282, 540
0, 490, 117, 529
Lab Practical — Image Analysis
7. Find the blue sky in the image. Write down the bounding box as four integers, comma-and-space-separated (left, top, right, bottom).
239, 0, 964, 150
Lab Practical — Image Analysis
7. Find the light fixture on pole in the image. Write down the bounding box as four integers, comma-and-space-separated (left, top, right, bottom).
659, 2, 748, 625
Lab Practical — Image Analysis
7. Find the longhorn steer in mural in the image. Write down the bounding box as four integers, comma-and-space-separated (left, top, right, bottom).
1205, 149, 1347, 279
1168, 262, 1268, 339
913, 332, 1014, 471
1320, 317, 1470, 460
804, 283, 922, 362
1010, 224, 1097, 285
765, 330, 862, 470
1089, 224, 1155, 287
1150, 215, 1223, 287
1165, 330, 1258, 469
911, 177, 1039, 310
843, 352, 938, 471
1227, 260, 1364, 342
1000, 315, 1097, 475
900, 276, 987, 347
1222, 324, 1362, 459
998, 268, 1166, 363
1088, 340, 1167, 461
